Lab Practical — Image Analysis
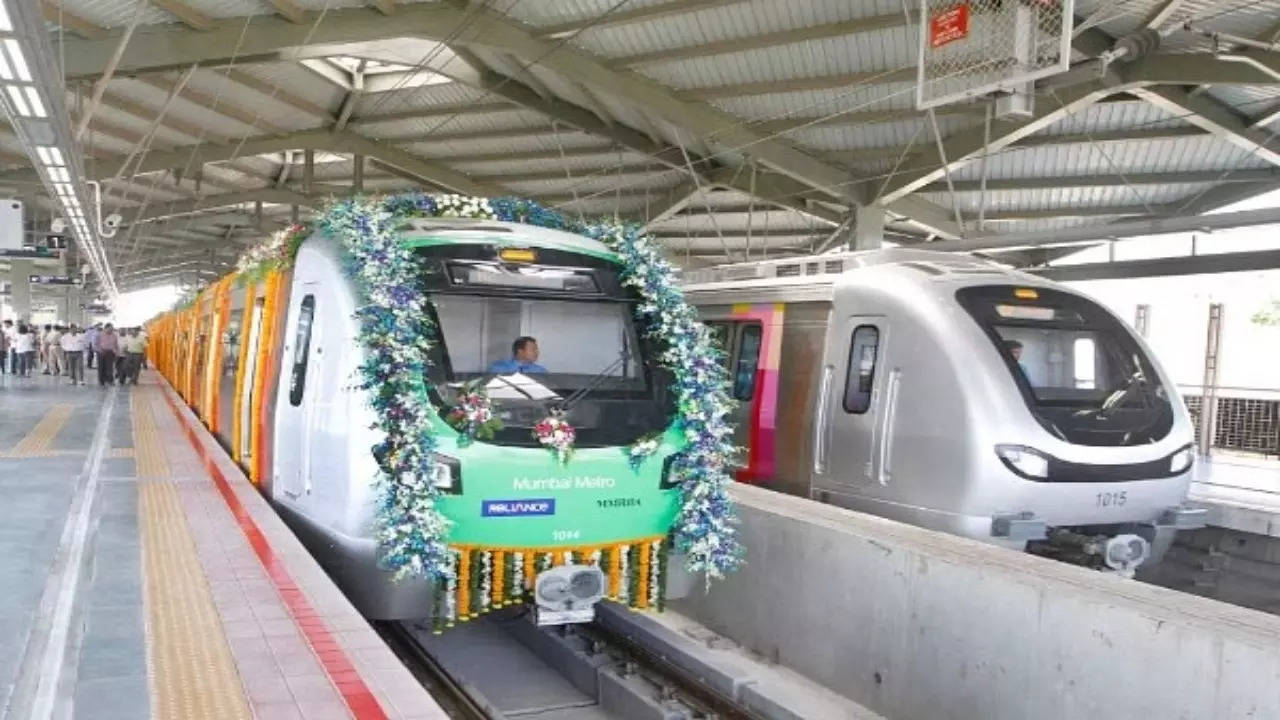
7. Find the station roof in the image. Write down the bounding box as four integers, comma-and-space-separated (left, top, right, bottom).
9, 0, 1280, 292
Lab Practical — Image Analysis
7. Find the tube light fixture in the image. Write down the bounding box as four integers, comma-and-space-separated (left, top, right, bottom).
0, 0, 116, 298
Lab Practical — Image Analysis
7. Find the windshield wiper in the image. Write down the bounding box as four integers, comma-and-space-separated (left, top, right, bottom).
1079, 368, 1146, 420
556, 347, 635, 413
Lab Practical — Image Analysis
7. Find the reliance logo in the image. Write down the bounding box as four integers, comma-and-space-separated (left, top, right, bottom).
482, 498, 556, 517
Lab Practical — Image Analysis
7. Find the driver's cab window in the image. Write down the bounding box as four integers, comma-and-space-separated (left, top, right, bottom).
430, 295, 642, 388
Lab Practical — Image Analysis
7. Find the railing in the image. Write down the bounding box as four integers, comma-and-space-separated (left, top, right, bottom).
1179, 385, 1280, 458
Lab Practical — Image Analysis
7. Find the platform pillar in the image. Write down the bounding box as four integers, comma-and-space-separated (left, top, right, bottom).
851, 205, 885, 250
7, 258, 32, 322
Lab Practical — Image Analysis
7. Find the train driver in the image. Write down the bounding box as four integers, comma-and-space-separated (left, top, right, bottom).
488, 336, 548, 374
1004, 339, 1030, 380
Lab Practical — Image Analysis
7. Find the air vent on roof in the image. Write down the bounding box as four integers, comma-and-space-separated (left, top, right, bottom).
776, 263, 802, 278
805, 262, 820, 274
722, 264, 765, 281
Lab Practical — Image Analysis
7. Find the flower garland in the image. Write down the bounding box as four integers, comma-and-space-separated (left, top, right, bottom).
236, 223, 308, 284
445, 380, 503, 444
534, 415, 576, 464
321, 199, 454, 582
626, 432, 662, 471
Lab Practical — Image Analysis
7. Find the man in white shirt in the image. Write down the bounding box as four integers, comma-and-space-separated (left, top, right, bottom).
60, 324, 86, 385
46, 325, 64, 377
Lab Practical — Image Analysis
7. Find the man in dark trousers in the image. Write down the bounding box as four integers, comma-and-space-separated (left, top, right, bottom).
93, 323, 120, 386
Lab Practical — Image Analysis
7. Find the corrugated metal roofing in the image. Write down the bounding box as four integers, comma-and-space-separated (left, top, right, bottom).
18, 0, 1280, 289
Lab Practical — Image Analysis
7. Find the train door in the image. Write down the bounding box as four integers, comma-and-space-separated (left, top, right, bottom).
276, 286, 318, 500
237, 297, 264, 468
705, 319, 769, 481
817, 316, 898, 487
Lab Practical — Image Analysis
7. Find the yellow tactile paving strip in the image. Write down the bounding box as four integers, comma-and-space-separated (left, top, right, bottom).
133, 393, 171, 479
134, 393, 252, 720
0, 404, 73, 458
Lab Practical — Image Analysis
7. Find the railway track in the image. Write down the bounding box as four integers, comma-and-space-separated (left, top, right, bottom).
378, 608, 762, 720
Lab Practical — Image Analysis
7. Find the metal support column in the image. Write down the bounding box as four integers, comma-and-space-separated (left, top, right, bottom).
303, 149, 314, 195
1134, 304, 1150, 337
851, 205, 885, 251
353, 154, 364, 194
1198, 303, 1223, 457
8, 258, 32, 322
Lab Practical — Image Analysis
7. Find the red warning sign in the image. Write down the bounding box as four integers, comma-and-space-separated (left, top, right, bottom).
929, 2, 970, 48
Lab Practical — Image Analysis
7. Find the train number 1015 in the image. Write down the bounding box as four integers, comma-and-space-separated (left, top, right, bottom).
1096, 491, 1127, 508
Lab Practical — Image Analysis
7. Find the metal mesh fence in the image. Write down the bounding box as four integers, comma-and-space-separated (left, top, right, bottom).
917, 0, 1074, 109
1184, 395, 1280, 457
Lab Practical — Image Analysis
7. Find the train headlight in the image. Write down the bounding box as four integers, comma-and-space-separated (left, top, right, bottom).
995, 444, 1050, 480
428, 454, 462, 494
1169, 446, 1195, 475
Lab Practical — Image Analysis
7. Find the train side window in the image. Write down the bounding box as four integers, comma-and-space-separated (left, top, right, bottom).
1073, 337, 1097, 389
706, 322, 732, 369
288, 295, 316, 407
733, 323, 763, 401
843, 325, 879, 414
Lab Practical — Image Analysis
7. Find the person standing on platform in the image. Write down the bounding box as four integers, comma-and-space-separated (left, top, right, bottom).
0, 320, 9, 376
61, 325, 86, 385
46, 325, 64, 377
94, 323, 119, 386
122, 328, 146, 385
15, 324, 35, 377
2, 320, 14, 374
84, 323, 100, 369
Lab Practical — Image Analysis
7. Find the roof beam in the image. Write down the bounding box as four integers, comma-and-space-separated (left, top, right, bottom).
678, 68, 915, 101
534, 0, 750, 39
350, 101, 511, 126
148, 0, 214, 31
872, 74, 1130, 204
640, 179, 699, 227
267, 0, 307, 24
1143, 0, 1187, 29
607, 11, 915, 68
928, 206, 1280, 251
41, 0, 108, 39
1132, 86, 1280, 169
451, 9, 858, 200
222, 69, 337, 121
0, 129, 504, 197
1125, 51, 1280, 85
138, 74, 289, 134
126, 189, 317, 224
438, 46, 694, 172
919, 168, 1280, 193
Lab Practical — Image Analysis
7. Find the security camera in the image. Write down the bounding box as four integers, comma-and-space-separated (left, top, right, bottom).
104, 213, 123, 229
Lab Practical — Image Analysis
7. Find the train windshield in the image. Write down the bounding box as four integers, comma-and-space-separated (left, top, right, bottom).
957, 285, 1174, 447
414, 246, 672, 447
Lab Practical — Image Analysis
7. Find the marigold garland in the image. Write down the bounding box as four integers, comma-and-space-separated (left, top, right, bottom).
232, 192, 742, 587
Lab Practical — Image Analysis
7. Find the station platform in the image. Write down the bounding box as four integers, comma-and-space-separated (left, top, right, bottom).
0, 371, 444, 720
1188, 455, 1280, 537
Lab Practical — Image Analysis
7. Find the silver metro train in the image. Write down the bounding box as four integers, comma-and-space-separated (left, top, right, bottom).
682, 248, 1204, 573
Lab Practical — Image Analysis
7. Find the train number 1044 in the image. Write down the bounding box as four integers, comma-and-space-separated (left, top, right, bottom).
1096, 491, 1127, 508
552, 530, 581, 542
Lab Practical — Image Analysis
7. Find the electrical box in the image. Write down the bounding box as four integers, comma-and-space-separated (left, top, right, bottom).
0, 199, 23, 250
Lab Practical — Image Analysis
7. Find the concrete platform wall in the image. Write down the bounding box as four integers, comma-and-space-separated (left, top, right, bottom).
672, 484, 1280, 720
